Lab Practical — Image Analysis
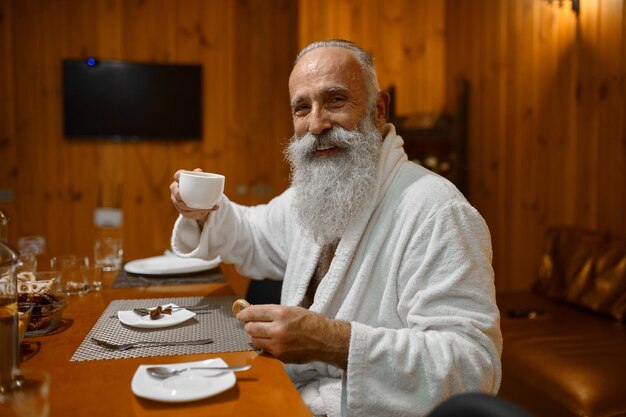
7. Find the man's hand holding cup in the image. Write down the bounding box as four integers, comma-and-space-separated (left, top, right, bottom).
170, 168, 225, 224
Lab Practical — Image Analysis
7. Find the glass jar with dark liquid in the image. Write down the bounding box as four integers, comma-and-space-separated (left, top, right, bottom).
0, 240, 20, 394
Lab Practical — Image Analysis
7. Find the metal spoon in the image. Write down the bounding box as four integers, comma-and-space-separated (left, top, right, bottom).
133, 304, 222, 316
146, 364, 252, 379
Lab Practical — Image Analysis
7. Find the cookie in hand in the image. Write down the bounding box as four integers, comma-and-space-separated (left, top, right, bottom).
232, 299, 251, 316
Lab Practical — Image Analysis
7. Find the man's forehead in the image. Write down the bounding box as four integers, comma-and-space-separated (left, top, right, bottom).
289, 47, 364, 96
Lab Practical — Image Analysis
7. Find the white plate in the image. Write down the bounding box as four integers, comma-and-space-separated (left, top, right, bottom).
131, 358, 236, 402
124, 255, 221, 275
118, 304, 196, 329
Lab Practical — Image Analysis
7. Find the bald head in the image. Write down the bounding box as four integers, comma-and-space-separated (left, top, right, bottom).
295, 40, 380, 108
289, 41, 389, 138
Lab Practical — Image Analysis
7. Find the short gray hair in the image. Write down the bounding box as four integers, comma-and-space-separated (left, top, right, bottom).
295, 39, 380, 109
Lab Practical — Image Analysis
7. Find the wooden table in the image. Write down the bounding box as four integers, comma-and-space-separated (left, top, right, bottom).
19, 276, 312, 417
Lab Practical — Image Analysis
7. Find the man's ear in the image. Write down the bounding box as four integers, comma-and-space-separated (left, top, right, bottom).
375, 91, 390, 131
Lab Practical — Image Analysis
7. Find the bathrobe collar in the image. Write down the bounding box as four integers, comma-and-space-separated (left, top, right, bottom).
285, 123, 407, 312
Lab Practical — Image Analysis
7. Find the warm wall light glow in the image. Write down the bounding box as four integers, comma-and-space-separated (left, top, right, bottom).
542, 0, 580, 15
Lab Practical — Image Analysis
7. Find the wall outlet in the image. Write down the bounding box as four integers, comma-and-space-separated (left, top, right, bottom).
0, 188, 14, 202
94, 207, 123, 227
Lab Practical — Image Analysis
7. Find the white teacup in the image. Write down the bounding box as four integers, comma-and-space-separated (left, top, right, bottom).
179, 171, 225, 209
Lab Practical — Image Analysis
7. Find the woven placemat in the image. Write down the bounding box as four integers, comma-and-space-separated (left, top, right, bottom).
71, 296, 253, 362
112, 267, 225, 288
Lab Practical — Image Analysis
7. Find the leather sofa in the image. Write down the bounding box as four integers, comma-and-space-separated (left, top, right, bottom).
496, 227, 626, 417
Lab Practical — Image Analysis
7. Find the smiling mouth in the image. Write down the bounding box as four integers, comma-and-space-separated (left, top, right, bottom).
314, 146, 340, 157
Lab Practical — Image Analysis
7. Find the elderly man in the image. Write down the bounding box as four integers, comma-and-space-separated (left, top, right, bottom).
170, 40, 502, 417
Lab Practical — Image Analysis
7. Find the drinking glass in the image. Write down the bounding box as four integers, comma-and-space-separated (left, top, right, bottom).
81, 264, 103, 292
93, 237, 123, 271
16, 252, 38, 275
50, 255, 90, 296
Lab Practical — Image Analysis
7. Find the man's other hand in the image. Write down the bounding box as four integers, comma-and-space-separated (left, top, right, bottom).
237, 304, 350, 369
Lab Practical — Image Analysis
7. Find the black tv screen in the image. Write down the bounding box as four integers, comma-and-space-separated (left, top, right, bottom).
63, 59, 202, 140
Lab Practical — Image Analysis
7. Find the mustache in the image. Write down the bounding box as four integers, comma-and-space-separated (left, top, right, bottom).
287, 125, 358, 165
294, 126, 355, 150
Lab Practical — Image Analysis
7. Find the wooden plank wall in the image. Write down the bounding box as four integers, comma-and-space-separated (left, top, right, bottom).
0, 0, 297, 293
299, 0, 447, 115
299, 0, 626, 292
446, 0, 626, 290
2, 0, 625, 293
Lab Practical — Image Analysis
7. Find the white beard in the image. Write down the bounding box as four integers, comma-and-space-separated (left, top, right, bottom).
285, 116, 383, 246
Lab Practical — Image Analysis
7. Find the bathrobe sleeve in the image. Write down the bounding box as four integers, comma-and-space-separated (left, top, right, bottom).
344, 202, 502, 417
171, 190, 295, 281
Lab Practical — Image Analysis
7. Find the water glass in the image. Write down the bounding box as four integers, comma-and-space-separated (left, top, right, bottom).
0, 369, 50, 417
16, 252, 38, 275
93, 237, 123, 271
81, 265, 103, 292
50, 255, 89, 296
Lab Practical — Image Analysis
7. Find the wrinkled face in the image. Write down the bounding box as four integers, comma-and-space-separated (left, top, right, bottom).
289, 47, 376, 150
286, 47, 389, 244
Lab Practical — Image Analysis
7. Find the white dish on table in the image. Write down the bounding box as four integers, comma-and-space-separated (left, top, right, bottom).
131, 358, 237, 402
117, 304, 196, 329
123, 255, 221, 276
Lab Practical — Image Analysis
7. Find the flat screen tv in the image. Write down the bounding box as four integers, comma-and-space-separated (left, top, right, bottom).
63, 59, 202, 140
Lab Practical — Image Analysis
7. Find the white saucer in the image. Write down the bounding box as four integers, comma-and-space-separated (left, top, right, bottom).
131, 358, 236, 402
124, 255, 221, 276
118, 304, 196, 329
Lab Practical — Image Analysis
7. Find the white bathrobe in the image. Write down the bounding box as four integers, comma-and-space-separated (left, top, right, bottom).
171, 124, 502, 417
